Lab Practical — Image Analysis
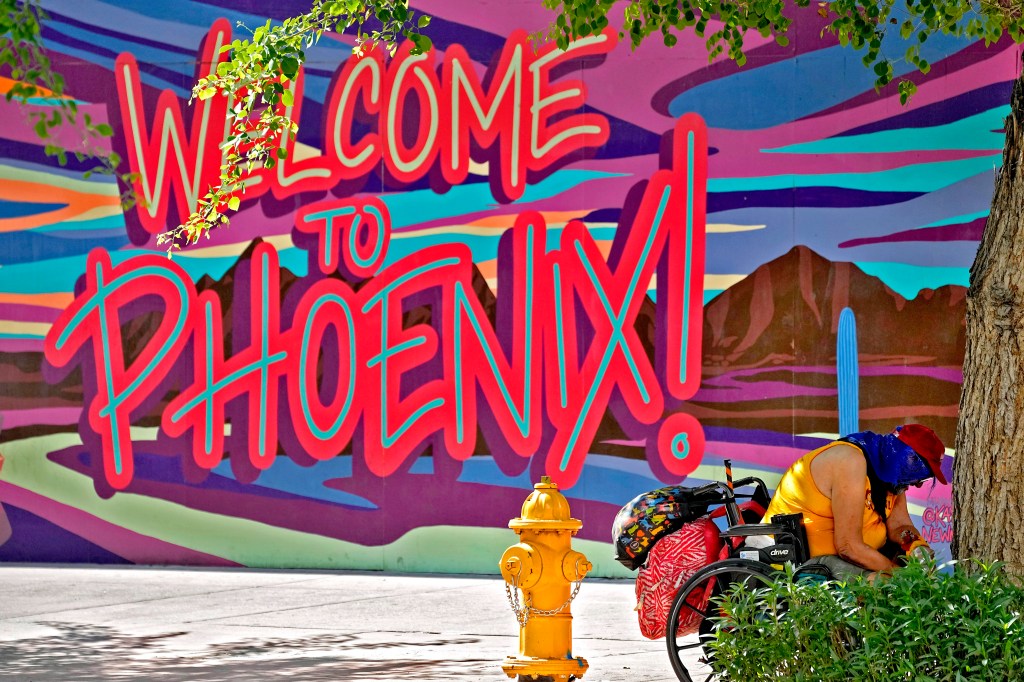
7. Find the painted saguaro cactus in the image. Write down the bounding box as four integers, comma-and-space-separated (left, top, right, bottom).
837, 307, 859, 436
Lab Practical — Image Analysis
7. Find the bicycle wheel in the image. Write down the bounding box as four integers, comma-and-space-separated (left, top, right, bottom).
665, 558, 777, 682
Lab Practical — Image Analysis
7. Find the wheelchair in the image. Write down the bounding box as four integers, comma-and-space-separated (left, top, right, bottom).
663, 469, 817, 682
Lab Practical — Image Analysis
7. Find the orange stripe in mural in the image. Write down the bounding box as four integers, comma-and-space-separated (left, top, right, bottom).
468, 210, 583, 229
475, 259, 497, 282
0, 179, 118, 232
0, 292, 74, 309
0, 76, 58, 98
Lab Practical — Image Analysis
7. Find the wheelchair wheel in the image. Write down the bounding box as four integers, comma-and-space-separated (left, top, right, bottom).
665, 558, 777, 682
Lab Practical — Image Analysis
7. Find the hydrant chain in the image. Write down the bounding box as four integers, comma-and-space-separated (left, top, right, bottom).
524, 578, 583, 617
505, 581, 530, 627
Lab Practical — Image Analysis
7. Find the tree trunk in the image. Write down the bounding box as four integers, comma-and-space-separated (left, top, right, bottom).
953, 71, 1024, 575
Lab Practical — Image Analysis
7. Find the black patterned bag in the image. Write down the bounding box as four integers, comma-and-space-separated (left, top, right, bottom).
612, 485, 726, 570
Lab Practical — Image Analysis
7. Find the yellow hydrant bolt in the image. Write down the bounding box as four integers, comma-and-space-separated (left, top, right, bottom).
500, 476, 590, 681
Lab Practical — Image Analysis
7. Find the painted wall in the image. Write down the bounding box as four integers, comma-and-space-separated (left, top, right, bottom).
0, 0, 1009, 575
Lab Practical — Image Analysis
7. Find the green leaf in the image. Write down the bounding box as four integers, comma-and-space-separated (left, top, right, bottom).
281, 88, 294, 107
281, 55, 299, 79
227, 196, 240, 211
95, 123, 114, 137
412, 33, 433, 51
418, 15, 431, 28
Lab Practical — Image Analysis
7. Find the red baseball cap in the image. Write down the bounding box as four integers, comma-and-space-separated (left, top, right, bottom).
894, 424, 947, 485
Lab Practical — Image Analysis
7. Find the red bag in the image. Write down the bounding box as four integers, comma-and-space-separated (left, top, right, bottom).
635, 517, 723, 639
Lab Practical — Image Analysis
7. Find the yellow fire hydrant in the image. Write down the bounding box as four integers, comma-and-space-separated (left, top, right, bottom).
500, 476, 592, 681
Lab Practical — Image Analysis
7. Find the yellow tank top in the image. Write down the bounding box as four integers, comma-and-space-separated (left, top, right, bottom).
763, 442, 894, 557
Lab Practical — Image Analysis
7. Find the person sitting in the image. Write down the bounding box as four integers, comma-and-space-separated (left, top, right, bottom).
761, 424, 946, 579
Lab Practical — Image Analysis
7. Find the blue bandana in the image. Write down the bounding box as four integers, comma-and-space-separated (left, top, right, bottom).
840, 431, 932, 487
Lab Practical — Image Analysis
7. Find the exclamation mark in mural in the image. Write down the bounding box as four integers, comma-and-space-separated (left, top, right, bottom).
837, 307, 859, 436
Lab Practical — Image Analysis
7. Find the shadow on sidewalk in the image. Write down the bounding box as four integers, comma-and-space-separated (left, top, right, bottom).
0, 624, 496, 680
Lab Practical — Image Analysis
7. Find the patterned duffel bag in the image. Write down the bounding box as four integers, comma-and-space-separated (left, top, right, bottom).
635, 516, 723, 639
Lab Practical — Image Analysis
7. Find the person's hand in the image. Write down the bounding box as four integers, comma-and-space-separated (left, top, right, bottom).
905, 539, 934, 560
895, 527, 933, 562
894, 539, 934, 568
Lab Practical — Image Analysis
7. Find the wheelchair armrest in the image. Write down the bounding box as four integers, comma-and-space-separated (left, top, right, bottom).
721, 515, 812, 565
719, 523, 788, 538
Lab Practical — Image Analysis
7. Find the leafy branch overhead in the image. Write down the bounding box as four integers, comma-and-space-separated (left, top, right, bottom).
0, 0, 136, 203
167, 0, 1020, 250
156, 0, 431, 251
542, 0, 1023, 104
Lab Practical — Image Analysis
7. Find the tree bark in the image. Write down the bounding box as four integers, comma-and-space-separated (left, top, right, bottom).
953, 71, 1024, 575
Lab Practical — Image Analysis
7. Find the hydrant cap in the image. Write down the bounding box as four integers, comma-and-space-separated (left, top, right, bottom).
509, 476, 582, 530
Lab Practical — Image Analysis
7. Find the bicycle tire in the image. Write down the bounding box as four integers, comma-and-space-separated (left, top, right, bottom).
665, 558, 777, 682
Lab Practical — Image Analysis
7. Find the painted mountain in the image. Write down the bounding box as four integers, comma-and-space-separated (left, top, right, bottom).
690, 245, 965, 445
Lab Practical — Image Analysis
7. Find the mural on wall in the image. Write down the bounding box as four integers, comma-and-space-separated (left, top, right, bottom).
0, 0, 1010, 573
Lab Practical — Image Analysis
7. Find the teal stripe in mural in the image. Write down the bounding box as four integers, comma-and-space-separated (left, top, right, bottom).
0, 223, 621, 298
854, 262, 970, 299
0, 252, 140, 294
764, 108, 1009, 155
708, 155, 999, 194
916, 210, 989, 229
384, 169, 625, 232
703, 290, 724, 304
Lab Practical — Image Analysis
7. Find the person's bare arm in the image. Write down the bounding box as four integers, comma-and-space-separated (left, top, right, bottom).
830, 451, 897, 572
887, 494, 930, 555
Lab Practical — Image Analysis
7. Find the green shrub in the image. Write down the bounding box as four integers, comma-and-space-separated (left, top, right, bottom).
708, 559, 1024, 681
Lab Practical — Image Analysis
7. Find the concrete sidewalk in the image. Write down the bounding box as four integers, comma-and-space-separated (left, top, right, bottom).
0, 565, 683, 681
